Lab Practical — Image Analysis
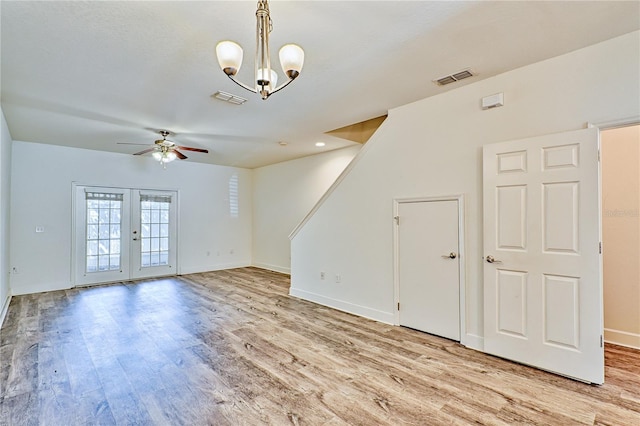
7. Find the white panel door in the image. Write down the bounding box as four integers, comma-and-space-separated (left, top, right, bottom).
74, 186, 131, 286
483, 128, 603, 384
130, 190, 177, 280
398, 200, 460, 341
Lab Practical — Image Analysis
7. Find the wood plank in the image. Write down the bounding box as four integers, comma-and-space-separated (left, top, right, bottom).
0, 267, 639, 425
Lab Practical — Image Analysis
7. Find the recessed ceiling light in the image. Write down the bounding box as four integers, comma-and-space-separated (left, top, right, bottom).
279, 141, 288, 146
315, 142, 326, 147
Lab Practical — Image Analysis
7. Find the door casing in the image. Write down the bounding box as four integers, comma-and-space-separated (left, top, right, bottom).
589, 116, 640, 350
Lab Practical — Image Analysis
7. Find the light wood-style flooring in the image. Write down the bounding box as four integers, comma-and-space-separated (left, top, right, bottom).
1, 267, 639, 425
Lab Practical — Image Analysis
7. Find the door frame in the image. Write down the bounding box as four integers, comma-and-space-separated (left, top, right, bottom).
392, 194, 467, 345
589, 116, 640, 349
71, 182, 181, 287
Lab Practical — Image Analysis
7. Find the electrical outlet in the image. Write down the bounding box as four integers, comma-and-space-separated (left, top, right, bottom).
335, 274, 341, 283
320, 271, 325, 280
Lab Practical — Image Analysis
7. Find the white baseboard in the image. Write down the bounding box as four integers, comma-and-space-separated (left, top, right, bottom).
11, 281, 70, 296
0, 293, 11, 327
252, 262, 291, 275
179, 262, 252, 276
604, 328, 640, 350
463, 333, 484, 351
289, 287, 395, 325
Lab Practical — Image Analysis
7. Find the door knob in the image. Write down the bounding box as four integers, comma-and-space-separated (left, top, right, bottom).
485, 255, 502, 264
442, 252, 457, 259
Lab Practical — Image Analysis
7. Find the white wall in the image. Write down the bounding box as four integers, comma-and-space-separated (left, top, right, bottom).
290, 31, 640, 349
10, 141, 252, 295
0, 108, 13, 323
252, 146, 360, 273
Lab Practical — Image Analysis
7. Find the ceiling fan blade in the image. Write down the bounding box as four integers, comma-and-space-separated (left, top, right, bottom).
133, 148, 157, 155
173, 150, 188, 160
177, 146, 209, 153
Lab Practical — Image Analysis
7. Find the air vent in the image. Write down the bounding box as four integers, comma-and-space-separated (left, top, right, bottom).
434, 69, 474, 86
212, 91, 247, 105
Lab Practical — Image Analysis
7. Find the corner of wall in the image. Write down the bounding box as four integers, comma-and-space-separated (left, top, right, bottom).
0, 106, 13, 323
289, 116, 392, 241
252, 262, 291, 275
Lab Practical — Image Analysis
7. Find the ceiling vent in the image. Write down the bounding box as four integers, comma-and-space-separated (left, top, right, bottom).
212, 91, 248, 105
434, 69, 474, 86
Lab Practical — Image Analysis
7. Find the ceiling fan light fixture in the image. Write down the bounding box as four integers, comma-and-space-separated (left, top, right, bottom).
152, 150, 177, 165
127, 129, 208, 167
164, 151, 177, 163
215, 0, 304, 100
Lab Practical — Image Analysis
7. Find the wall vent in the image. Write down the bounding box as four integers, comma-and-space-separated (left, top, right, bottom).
434, 69, 474, 86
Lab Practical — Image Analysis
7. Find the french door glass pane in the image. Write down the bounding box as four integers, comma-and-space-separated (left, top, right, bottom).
85, 192, 123, 273
140, 196, 171, 268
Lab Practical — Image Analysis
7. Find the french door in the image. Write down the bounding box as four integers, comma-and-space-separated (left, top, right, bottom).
74, 186, 177, 286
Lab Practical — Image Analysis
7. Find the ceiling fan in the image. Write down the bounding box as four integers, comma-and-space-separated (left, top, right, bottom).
119, 130, 209, 166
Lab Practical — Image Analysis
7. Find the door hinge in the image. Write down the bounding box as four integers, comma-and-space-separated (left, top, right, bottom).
397, 302, 400, 311
600, 335, 603, 348
599, 242, 602, 254
394, 216, 400, 225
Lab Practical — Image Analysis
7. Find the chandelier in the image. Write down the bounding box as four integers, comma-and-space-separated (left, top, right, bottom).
215, 0, 304, 100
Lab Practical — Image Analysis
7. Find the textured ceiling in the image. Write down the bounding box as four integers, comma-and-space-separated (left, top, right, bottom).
1, 1, 639, 168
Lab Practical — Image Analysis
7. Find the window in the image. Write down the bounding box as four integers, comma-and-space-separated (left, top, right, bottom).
229, 174, 239, 218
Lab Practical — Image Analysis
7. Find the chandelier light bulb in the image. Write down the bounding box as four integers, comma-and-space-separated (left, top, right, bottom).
216, 41, 243, 76
257, 68, 278, 89
279, 44, 304, 79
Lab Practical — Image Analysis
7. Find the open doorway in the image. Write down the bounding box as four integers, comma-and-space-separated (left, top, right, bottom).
601, 124, 640, 350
